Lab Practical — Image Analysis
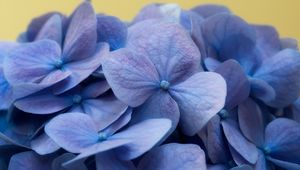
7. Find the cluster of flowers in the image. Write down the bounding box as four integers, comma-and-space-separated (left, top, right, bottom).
0, 1, 300, 170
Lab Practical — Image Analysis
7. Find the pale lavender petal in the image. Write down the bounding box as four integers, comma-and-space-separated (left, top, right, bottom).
62, 2, 97, 62
280, 38, 298, 50
170, 72, 226, 136
204, 57, 221, 71
8, 151, 54, 170
31, 133, 60, 155
128, 20, 201, 84
35, 14, 63, 44
45, 113, 99, 153
191, 4, 231, 18
102, 48, 159, 107
222, 120, 258, 164
111, 119, 172, 160
81, 94, 128, 130
15, 94, 73, 114
238, 98, 264, 147
81, 80, 110, 98
138, 143, 207, 170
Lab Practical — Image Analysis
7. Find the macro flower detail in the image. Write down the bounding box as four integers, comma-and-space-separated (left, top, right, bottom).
102, 20, 227, 136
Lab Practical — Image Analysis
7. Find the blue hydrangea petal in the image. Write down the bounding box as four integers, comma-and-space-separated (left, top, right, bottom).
291, 98, 300, 123
215, 59, 250, 110
201, 14, 256, 64
0, 69, 13, 110
52, 153, 87, 170
231, 164, 254, 170
14, 94, 73, 114
267, 157, 300, 170
264, 118, 300, 164
30, 133, 60, 155
222, 120, 258, 164
45, 112, 99, 153
79, 94, 128, 130
111, 119, 172, 160
97, 15, 127, 50
204, 58, 221, 71
170, 72, 226, 136
25, 12, 64, 42
131, 91, 180, 135
54, 42, 109, 94
95, 151, 136, 170
248, 78, 276, 103
102, 108, 132, 136
280, 38, 298, 50
62, 2, 97, 63
8, 151, 55, 170
253, 49, 300, 108
138, 143, 206, 170
206, 116, 230, 163
254, 150, 267, 170
128, 20, 201, 84
81, 80, 110, 99
254, 25, 281, 59
228, 144, 252, 166
64, 139, 131, 166
207, 164, 228, 170
191, 4, 231, 18
3, 40, 71, 98
35, 14, 63, 45
238, 98, 264, 147
102, 48, 159, 107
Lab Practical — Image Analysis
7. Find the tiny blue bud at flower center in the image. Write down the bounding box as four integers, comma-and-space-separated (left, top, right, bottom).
98, 132, 108, 142
263, 146, 271, 155
54, 60, 64, 70
218, 109, 229, 119
160, 80, 170, 90
72, 95, 82, 104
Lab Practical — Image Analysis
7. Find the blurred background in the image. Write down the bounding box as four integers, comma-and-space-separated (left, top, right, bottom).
0, 0, 299, 41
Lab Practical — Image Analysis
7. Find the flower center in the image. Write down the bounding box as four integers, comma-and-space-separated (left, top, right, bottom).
72, 95, 82, 104
218, 109, 229, 119
262, 146, 271, 155
98, 132, 108, 142
160, 80, 170, 90
54, 60, 64, 70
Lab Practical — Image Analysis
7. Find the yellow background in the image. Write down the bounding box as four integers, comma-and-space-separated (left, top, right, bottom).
0, 0, 299, 41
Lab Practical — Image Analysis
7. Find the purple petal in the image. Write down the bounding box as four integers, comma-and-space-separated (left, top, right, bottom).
280, 38, 298, 50
3, 40, 70, 97
215, 59, 250, 109
253, 49, 300, 108
15, 94, 72, 114
206, 116, 230, 163
207, 164, 228, 170
264, 118, 300, 164
222, 120, 258, 164
35, 14, 63, 45
54, 42, 109, 94
64, 139, 131, 166
249, 78, 276, 103
238, 98, 264, 147
111, 119, 172, 160
97, 15, 127, 50
81, 80, 110, 98
45, 113, 99, 153
102, 48, 159, 107
8, 151, 54, 170
254, 25, 281, 59
96, 152, 136, 170
62, 2, 97, 62
191, 4, 231, 18
26, 12, 63, 42
52, 153, 87, 170
170, 72, 226, 136
201, 14, 256, 64
132, 91, 180, 134
80, 94, 128, 130
138, 143, 206, 170
128, 20, 201, 84
102, 108, 132, 136
31, 133, 60, 155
